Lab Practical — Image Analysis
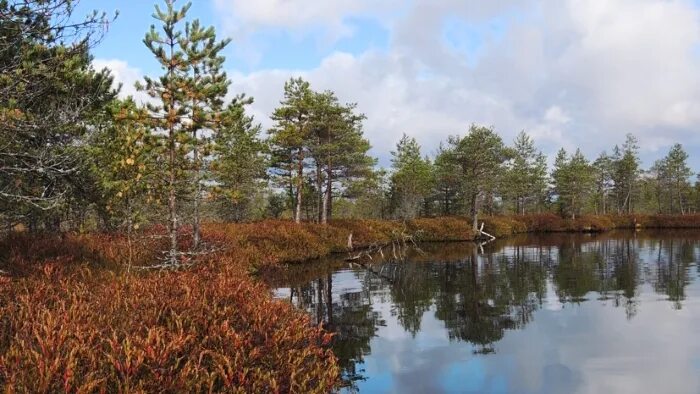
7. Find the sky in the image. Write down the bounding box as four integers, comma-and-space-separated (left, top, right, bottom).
85, 0, 700, 169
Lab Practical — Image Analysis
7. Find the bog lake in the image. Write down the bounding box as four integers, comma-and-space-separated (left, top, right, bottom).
267, 230, 700, 393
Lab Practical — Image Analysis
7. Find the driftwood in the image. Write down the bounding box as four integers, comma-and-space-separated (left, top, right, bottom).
346, 223, 421, 263
477, 222, 496, 241
134, 243, 227, 271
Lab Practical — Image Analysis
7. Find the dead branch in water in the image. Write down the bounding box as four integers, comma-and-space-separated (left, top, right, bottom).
346, 221, 423, 263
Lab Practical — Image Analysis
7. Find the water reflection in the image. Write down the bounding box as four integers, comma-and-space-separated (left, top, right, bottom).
268, 231, 700, 393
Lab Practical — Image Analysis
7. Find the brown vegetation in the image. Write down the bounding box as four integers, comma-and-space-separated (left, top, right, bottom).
0, 217, 476, 392
481, 213, 700, 237
1, 214, 699, 392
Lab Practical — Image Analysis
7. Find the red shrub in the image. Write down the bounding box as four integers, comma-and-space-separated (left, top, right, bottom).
0, 262, 338, 392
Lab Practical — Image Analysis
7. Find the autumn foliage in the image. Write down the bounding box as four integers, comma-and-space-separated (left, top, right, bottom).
0, 217, 478, 393
0, 232, 341, 392
2, 215, 699, 392
481, 213, 700, 237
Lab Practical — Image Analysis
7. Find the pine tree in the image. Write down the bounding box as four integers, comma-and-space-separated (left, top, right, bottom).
390, 134, 433, 219
552, 149, 594, 219
210, 96, 268, 222
611, 134, 640, 214
592, 152, 614, 214
308, 91, 374, 224
446, 125, 510, 230
433, 143, 461, 216
180, 18, 230, 248
0, 1, 115, 228
661, 143, 693, 214
269, 78, 314, 223
505, 131, 547, 215
139, 0, 192, 264
90, 98, 155, 269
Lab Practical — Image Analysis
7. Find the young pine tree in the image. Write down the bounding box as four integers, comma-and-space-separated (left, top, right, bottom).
138, 0, 192, 265
91, 98, 155, 270
505, 131, 547, 215
390, 134, 433, 219
210, 96, 268, 222
181, 19, 230, 248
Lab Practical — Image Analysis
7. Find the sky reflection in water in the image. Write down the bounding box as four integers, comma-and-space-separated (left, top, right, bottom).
269, 231, 700, 394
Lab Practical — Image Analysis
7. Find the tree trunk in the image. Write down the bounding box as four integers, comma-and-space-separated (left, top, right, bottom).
602, 191, 606, 215
322, 171, 331, 224
316, 163, 323, 223
322, 134, 332, 224
168, 126, 178, 264
167, 34, 178, 265
470, 192, 479, 231
295, 152, 303, 224
444, 188, 450, 216
193, 129, 201, 250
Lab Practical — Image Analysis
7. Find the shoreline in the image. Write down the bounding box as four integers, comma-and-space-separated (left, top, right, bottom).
2, 214, 700, 391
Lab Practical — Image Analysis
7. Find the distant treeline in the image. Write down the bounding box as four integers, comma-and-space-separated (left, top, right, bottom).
2, 0, 699, 265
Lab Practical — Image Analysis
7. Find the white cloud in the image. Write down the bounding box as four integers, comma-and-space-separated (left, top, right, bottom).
213, 0, 399, 42
221, 0, 700, 167
95, 0, 700, 168
92, 58, 149, 103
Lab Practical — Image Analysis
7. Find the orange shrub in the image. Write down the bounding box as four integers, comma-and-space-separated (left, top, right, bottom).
408, 217, 475, 241
517, 213, 566, 232
641, 214, 700, 228
0, 257, 338, 392
3, 214, 700, 392
481, 216, 528, 237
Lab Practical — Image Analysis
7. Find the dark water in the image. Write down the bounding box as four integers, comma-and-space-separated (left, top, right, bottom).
267, 231, 700, 394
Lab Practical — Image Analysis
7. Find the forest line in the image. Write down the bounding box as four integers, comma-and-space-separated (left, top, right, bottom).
2, 0, 699, 266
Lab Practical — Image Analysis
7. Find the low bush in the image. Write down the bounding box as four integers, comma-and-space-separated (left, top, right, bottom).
0, 263, 338, 393
481, 213, 700, 235
0, 217, 478, 393
481, 216, 528, 237
408, 217, 475, 241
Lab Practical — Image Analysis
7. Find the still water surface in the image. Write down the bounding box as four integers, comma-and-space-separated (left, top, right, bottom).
268, 231, 700, 394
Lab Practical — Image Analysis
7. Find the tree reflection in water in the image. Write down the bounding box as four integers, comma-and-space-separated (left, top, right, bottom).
267, 230, 700, 389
